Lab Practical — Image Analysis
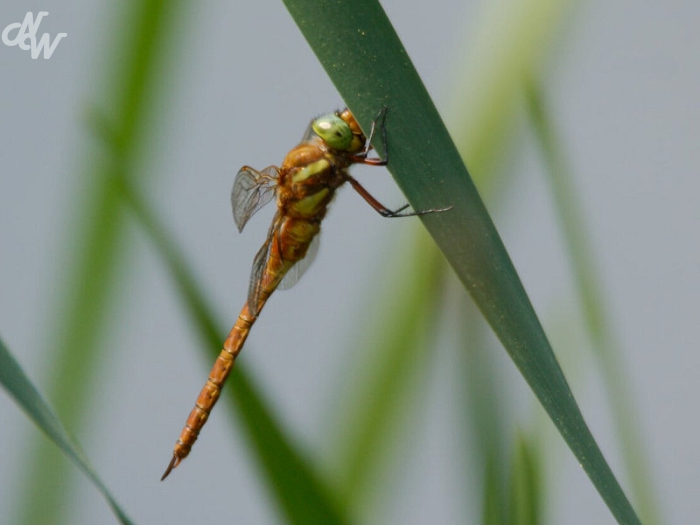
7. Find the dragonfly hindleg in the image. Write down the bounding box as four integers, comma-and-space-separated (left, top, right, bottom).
346, 175, 451, 218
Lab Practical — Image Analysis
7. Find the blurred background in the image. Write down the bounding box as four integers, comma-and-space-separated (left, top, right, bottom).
1, 0, 698, 523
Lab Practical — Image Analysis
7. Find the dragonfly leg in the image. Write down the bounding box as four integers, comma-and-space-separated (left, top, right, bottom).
346, 174, 452, 218
351, 106, 388, 166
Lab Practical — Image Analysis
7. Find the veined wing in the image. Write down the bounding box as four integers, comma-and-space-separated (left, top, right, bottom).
246, 214, 320, 315
247, 211, 281, 316
231, 165, 279, 232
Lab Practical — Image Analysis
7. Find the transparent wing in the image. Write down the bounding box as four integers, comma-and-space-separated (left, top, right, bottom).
299, 120, 316, 143
247, 213, 279, 316
278, 234, 320, 291
231, 165, 279, 232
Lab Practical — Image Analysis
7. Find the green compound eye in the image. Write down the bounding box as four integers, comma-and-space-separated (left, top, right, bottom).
312, 114, 353, 150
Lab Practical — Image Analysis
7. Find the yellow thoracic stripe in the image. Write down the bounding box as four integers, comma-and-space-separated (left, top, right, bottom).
291, 159, 329, 183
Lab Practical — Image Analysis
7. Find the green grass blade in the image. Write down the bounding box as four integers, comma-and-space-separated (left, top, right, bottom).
281, 1, 640, 522
14, 2, 186, 523
319, 0, 570, 510
229, 369, 345, 525
482, 451, 507, 525
507, 433, 542, 525
119, 178, 346, 525
0, 337, 133, 525
524, 78, 661, 525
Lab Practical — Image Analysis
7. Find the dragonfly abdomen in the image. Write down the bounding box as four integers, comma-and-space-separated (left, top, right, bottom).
279, 217, 320, 253
162, 309, 255, 480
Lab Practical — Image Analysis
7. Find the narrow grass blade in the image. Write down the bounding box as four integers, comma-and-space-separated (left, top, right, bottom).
119, 178, 346, 525
482, 452, 507, 525
281, 1, 640, 522
507, 433, 542, 525
524, 77, 661, 525
0, 337, 133, 525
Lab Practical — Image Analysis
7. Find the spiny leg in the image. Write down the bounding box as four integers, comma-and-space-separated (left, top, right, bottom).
346, 175, 452, 218
351, 105, 388, 166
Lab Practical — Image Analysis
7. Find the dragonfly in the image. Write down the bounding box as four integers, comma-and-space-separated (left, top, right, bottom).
161, 107, 449, 480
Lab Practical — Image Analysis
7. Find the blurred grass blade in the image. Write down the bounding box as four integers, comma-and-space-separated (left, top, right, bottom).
119, 178, 346, 525
455, 294, 509, 525
15, 1, 186, 523
482, 452, 506, 525
282, 1, 640, 522
0, 337, 133, 525
228, 369, 345, 525
448, 0, 574, 181
507, 433, 542, 525
325, 226, 445, 515
524, 78, 661, 524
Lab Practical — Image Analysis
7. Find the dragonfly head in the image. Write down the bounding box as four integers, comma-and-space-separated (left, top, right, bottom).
312, 109, 365, 153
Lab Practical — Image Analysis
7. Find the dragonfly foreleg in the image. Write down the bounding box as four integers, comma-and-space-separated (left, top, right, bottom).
350, 106, 388, 166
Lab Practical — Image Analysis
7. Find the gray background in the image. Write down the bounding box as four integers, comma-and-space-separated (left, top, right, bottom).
1, 0, 698, 523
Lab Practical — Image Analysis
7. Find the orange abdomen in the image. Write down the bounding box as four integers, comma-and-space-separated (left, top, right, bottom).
162, 306, 255, 479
